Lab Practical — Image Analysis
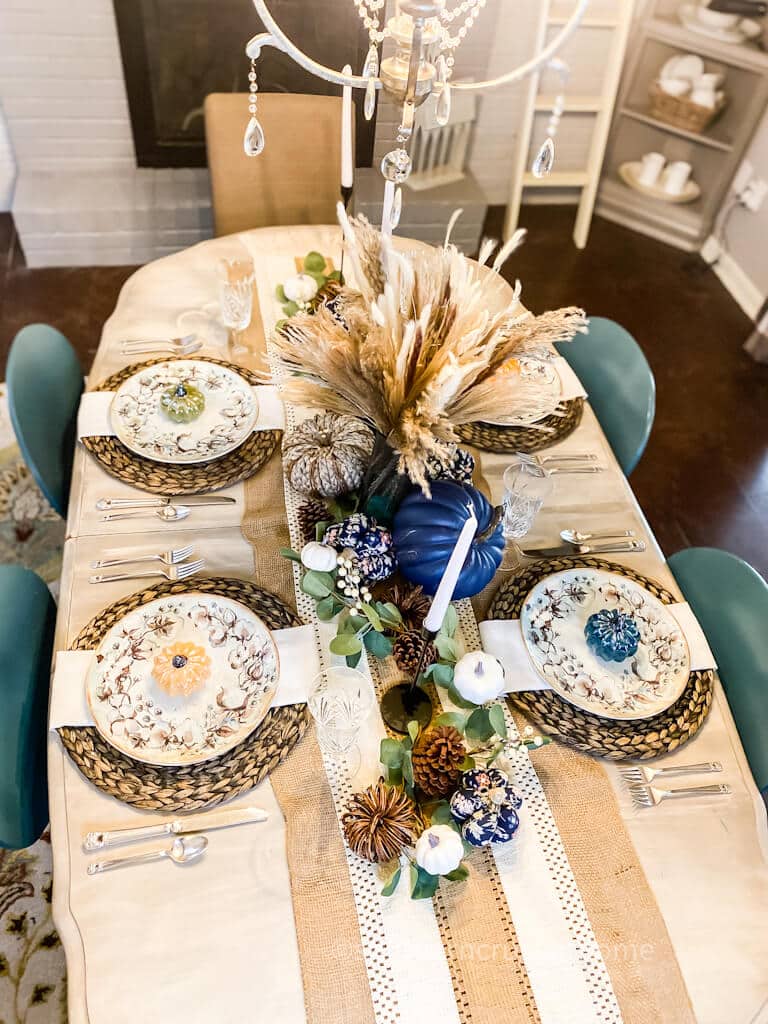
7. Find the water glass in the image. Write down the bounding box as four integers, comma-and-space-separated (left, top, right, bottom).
216, 257, 254, 356
307, 667, 375, 769
501, 455, 554, 570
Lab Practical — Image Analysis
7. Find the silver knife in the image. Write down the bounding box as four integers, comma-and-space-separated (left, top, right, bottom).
83, 805, 268, 851
523, 539, 647, 558
96, 495, 236, 510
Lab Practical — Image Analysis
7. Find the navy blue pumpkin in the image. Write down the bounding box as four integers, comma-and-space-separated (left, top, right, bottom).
392, 481, 504, 599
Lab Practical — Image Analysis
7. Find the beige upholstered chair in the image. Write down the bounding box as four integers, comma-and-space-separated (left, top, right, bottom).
204, 92, 345, 236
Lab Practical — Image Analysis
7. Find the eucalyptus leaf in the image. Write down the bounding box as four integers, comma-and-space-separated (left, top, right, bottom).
429, 802, 454, 826
282, 300, 300, 317
434, 635, 460, 663
346, 651, 362, 669
407, 720, 420, 743
441, 604, 459, 638
379, 602, 403, 625
424, 662, 454, 688
279, 547, 302, 563
327, 269, 342, 282
381, 865, 402, 897
444, 864, 469, 883
380, 738, 404, 769
348, 614, 368, 632
402, 750, 414, 788
361, 603, 383, 632
275, 284, 287, 303
435, 711, 469, 734
466, 707, 495, 743
315, 595, 338, 622
410, 863, 440, 900
447, 681, 478, 710
301, 572, 332, 599
303, 251, 326, 273
329, 633, 363, 656
488, 703, 508, 739
364, 630, 392, 659
315, 520, 332, 542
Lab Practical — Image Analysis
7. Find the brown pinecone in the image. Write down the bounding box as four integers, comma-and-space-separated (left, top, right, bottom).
296, 499, 329, 545
342, 780, 420, 863
376, 581, 432, 630
392, 629, 437, 676
412, 726, 466, 798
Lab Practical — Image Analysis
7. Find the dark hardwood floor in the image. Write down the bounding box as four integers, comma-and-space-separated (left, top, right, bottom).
1, 207, 766, 575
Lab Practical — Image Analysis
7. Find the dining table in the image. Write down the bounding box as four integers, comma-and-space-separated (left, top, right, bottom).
47, 224, 768, 1024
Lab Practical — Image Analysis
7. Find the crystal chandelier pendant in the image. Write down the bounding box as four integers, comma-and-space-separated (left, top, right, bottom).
381, 148, 413, 183
531, 136, 555, 179
362, 44, 379, 122
243, 116, 265, 157
390, 187, 403, 230
435, 55, 451, 127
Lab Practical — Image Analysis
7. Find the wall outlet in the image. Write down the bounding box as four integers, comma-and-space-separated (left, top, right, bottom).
742, 178, 768, 213
732, 159, 754, 196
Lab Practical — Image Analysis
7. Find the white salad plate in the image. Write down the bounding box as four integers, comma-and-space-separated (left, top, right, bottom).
85, 593, 280, 765
110, 359, 258, 465
521, 569, 691, 720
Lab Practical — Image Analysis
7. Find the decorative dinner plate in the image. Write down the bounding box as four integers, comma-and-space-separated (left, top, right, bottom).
520, 569, 690, 720
85, 593, 280, 765
110, 360, 258, 465
485, 357, 562, 426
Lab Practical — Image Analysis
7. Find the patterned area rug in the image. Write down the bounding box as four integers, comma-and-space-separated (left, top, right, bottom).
0, 384, 67, 1022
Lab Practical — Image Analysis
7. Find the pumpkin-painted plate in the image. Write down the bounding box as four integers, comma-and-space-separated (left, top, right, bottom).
85, 593, 279, 765
110, 360, 258, 465
520, 569, 690, 720
484, 357, 562, 426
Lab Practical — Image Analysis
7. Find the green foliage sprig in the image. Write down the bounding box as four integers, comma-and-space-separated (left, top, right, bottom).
276, 250, 342, 320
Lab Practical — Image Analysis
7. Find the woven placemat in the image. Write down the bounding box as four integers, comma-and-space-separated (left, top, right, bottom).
488, 556, 713, 760
57, 576, 309, 811
81, 357, 281, 495
456, 398, 583, 454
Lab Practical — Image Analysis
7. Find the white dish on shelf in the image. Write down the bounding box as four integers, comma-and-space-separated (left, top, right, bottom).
619, 162, 701, 204
678, 4, 762, 44
660, 52, 704, 82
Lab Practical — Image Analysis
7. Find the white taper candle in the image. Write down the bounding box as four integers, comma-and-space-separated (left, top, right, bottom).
424, 514, 478, 633
341, 64, 354, 190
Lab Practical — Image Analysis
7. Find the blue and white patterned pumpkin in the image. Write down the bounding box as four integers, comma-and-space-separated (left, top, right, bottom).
584, 609, 640, 663
322, 513, 396, 582
450, 768, 523, 847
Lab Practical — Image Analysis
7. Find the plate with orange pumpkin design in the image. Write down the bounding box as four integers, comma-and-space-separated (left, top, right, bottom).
85, 593, 279, 766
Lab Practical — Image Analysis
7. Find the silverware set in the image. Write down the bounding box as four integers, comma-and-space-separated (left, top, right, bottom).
533, 452, 604, 475
119, 334, 202, 357
89, 558, 205, 585
84, 806, 268, 875
96, 494, 235, 523
619, 761, 730, 810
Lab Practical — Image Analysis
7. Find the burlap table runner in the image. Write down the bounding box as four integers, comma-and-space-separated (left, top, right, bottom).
235, 259, 695, 1024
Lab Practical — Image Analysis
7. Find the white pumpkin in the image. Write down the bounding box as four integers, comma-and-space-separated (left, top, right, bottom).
283, 273, 319, 304
415, 825, 464, 876
453, 651, 505, 705
300, 541, 338, 573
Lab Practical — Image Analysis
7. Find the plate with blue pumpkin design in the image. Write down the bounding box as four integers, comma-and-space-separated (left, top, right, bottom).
521, 569, 690, 720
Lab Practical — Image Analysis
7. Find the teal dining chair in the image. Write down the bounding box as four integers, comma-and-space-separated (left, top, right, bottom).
668, 548, 768, 800
7, 323, 83, 517
0, 565, 56, 848
555, 316, 655, 476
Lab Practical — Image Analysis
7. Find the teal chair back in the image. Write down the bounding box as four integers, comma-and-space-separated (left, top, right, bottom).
555, 316, 655, 476
7, 324, 83, 517
668, 548, 768, 798
0, 565, 56, 848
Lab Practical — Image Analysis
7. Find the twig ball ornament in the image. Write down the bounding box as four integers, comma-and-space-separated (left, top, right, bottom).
415, 825, 464, 875
283, 413, 375, 498
299, 541, 338, 573
342, 780, 421, 863
452, 651, 505, 705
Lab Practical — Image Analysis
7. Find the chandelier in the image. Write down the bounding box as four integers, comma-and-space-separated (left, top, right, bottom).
244, 0, 589, 232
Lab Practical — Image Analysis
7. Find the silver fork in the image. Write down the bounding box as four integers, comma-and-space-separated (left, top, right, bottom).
90, 544, 195, 570
620, 761, 722, 786
121, 333, 196, 351
629, 783, 731, 809
88, 559, 205, 585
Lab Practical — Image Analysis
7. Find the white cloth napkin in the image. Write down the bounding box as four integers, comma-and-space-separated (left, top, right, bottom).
479, 601, 717, 694
554, 356, 587, 402
77, 384, 285, 439
49, 623, 319, 729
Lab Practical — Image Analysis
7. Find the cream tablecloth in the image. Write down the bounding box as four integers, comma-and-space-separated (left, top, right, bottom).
49, 226, 768, 1024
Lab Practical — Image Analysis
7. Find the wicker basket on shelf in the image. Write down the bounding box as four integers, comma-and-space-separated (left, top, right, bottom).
649, 81, 727, 134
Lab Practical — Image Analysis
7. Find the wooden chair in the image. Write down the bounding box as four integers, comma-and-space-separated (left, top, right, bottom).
204, 93, 345, 236
0, 565, 56, 848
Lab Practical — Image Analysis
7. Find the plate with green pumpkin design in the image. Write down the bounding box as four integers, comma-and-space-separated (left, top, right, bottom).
110, 360, 258, 465
521, 569, 690, 720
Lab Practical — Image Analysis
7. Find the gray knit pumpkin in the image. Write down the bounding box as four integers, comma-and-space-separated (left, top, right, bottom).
283, 413, 375, 498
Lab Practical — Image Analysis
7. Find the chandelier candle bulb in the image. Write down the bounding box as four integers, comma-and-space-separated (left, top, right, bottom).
341, 64, 354, 190
424, 513, 478, 633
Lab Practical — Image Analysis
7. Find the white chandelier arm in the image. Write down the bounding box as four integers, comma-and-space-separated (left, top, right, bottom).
450, 0, 590, 92
250, 0, 381, 90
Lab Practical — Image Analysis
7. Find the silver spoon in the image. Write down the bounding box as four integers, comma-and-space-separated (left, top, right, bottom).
101, 504, 192, 523
87, 835, 208, 875
560, 528, 635, 545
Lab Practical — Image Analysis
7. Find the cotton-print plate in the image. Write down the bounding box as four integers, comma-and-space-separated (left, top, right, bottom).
521, 569, 690, 720
110, 360, 258, 464
486, 357, 563, 426
85, 593, 279, 765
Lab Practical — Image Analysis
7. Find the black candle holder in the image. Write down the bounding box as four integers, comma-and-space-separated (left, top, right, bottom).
379, 627, 435, 734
